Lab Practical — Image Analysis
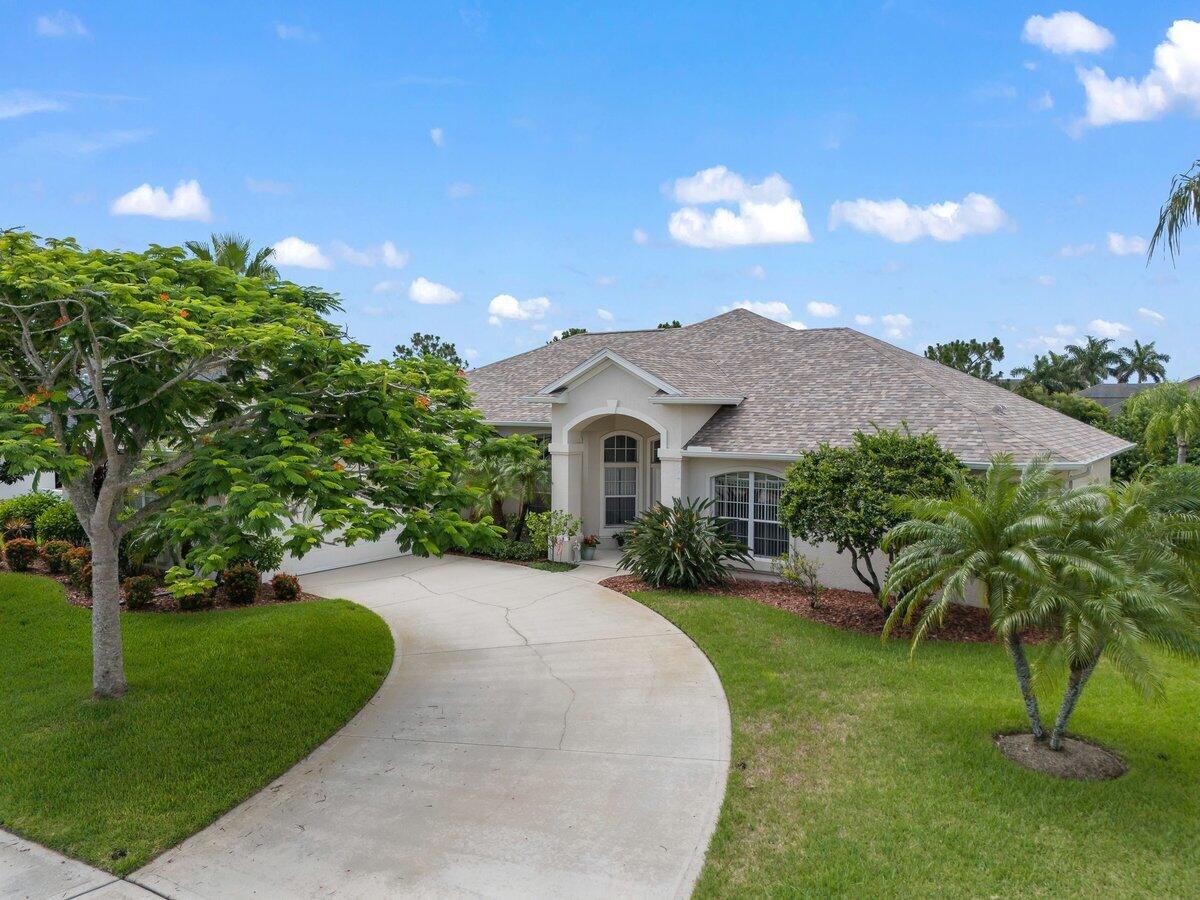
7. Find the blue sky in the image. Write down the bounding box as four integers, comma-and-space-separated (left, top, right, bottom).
3, 2, 1198, 374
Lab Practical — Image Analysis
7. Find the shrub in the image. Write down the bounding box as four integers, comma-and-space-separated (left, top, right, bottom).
3, 537, 37, 572
271, 573, 301, 602
229, 535, 285, 573
2, 517, 32, 540
177, 585, 214, 611
78, 562, 93, 597
772, 549, 823, 609
619, 497, 753, 589
122, 574, 156, 611
526, 510, 581, 555
64, 547, 92, 586
34, 499, 87, 546
41, 539, 74, 573
490, 540, 541, 561
223, 562, 261, 605
0, 492, 59, 534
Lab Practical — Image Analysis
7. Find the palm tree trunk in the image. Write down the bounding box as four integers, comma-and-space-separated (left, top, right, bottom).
490, 497, 506, 527
1177, 440, 1188, 465
1049, 661, 1098, 751
1005, 632, 1045, 740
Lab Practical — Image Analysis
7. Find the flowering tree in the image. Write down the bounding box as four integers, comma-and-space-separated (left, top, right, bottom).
0, 231, 498, 698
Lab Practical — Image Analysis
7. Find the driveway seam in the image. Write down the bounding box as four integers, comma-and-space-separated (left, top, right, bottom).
331, 732, 728, 763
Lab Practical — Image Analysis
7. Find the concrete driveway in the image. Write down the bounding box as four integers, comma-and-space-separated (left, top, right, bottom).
126, 555, 730, 898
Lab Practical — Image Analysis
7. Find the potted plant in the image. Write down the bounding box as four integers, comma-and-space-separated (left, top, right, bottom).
580, 534, 600, 560
612, 530, 629, 548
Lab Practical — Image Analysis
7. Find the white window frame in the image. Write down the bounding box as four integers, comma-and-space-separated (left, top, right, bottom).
602, 432, 640, 529
711, 470, 789, 559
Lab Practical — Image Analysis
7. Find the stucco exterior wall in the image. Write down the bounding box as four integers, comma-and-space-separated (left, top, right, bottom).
578, 414, 660, 540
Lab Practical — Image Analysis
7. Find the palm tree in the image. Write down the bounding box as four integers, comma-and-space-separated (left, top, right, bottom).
1115, 340, 1170, 384
184, 232, 279, 281
1142, 382, 1200, 465
508, 448, 550, 541
1006, 477, 1200, 749
1148, 157, 1200, 261
1010, 351, 1085, 394
882, 456, 1093, 739
1064, 335, 1120, 386
466, 435, 545, 530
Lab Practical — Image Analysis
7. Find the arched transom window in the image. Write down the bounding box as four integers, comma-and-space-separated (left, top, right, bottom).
603, 434, 638, 526
712, 471, 788, 558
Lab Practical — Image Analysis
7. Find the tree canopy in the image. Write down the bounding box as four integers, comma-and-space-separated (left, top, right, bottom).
184, 232, 279, 281
394, 332, 468, 369
923, 337, 1005, 382
549, 327, 588, 343
0, 231, 498, 697
1148, 156, 1200, 261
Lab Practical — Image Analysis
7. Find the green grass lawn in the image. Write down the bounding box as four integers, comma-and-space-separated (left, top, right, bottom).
0, 573, 392, 875
633, 589, 1200, 898
525, 560, 577, 573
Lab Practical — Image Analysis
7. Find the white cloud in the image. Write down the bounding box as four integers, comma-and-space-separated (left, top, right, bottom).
1089, 318, 1130, 339
1022, 12, 1113, 54
594, 275, 617, 287
331, 240, 408, 268
276, 23, 318, 42
447, 181, 474, 198
270, 236, 331, 269
1034, 274, 1056, 286
596, 307, 614, 322
1078, 20, 1200, 126
1025, 323, 1077, 351
720, 300, 794, 321
373, 280, 403, 294
21, 128, 151, 157
245, 176, 293, 196
36, 11, 88, 38
110, 180, 211, 221
332, 241, 373, 267
430, 127, 445, 147
786, 320, 807, 330
829, 193, 1008, 243
806, 300, 839, 318
881, 313, 913, 339
667, 165, 812, 248
0, 89, 64, 120
854, 314, 874, 326
632, 228, 649, 245
1059, 242, 1095, 257
1138, 306, 1166, 324
463, 347, 479, 361
381, 241, 408, 268
409, 277, 461, 305
1031, 90, 1055, 111
1107, 232, 1147, 255
488, 294, 551, 324
747, 265, 766, 279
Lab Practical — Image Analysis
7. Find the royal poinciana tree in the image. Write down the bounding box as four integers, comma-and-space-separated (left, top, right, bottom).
0, 232, 498, 698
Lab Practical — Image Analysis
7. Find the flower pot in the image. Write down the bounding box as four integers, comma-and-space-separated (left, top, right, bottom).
580, 546, 596, 561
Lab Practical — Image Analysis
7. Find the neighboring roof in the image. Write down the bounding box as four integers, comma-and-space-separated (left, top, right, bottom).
1079, 377, 1199, 413
467, 309, 1134, 466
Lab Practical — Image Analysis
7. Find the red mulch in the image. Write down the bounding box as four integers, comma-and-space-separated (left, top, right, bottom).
0, 557, 321, 612
600, 574, 1052, 644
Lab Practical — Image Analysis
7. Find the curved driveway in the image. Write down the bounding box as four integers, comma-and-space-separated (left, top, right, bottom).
131, 555, 730, 899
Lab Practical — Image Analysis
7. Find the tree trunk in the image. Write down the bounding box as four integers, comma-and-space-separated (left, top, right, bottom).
1178, 441, 1188, 466
1004, 632, 1045, 740
847, 549, 883, 603
490, 497, 506, 527
512, 501, 529, 542
90, 524, 128, 699
1049, 660, 1097, 751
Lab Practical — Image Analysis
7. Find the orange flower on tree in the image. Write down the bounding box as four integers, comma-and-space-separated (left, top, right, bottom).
53, 315, 69, 328
31, 425, 45, 436
415, 394, 430, 410
179, 309, 189, 319
332, 462, 345, 473
342, 437, 353, 447
159, 292, 169, 301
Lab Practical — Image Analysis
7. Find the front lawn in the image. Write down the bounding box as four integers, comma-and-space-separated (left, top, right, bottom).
0, 573, 392, 875
633, 589, 1200, 898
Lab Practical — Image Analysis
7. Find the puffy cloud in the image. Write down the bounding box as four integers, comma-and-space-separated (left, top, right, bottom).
333, 240, 408, 268
881, 313, 913, 339
0, 90, 64, 120
854, 314, 874, 326
1089, 318, 1130, 339
409, 277, 461, 305
1031, 90, 1055, 111
632, 228, 649, 245
667, 166, 812, 248
829, 193, 1008, 243
270, 236, 331, 269
806, 300, 839, 318
332, 241, 373, 266
721, 300, 792, 320
381, 241, 408, 268
430, 127, 445, 147
596, 308, 614, 322
36, 11, 88, 38
110, 180, 211, 221
1138, 306, 1166, 324
488, 294, 550, 324
1059, 242, 1095, 257
1022, 12, 1113, 54
1107, 232, 1147, 255
1078, 20, 1200, 126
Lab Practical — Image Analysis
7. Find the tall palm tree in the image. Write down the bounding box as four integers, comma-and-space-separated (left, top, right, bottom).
184, 232, 279, 281
882, 456, 1094, 739
1142, 382, 1200, 465
1010, 351, 1085, 394
1115, 339, 1170, 384
1064, 335, 1120, 386
1148, 157, 1200, 261
1006, 478, 1200, 749
508, 449, 550, 541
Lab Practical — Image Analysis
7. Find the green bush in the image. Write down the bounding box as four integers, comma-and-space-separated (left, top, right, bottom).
3, 537, 38, 572
492, 541, 542, 561
78, 562, 93, 597
619, 497, 753, 589
223, 562, 261, 605
0, 492, 59, 530
271, 573, 301, 602
772, 549, 823, 608
34, 500, 87, 546
177, 585, 214, 612
121, 575, 156, 611
526, 510, 580, 555
40, 539, 73, 573
64, 547, 91, 587
2, 516, 32, 540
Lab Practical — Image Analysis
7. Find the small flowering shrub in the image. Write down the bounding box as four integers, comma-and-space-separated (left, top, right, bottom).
223, 562, 261, 605
41, 539, 74, 573
3, 537, 37, 572
122, 575, 156, 611
271, 573, 301, 602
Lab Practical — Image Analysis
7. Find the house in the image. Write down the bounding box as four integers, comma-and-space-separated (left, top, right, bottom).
468, 308, 1133, 589
1078, 375, 1200, 414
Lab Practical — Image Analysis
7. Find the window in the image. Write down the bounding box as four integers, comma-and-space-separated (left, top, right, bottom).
603, 434, 638, 526
712, 471, 789, 557
650, 439, 661, 464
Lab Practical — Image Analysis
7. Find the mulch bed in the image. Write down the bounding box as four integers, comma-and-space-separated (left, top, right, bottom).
0, 557, 322, 612
600, 574, 1053, 644
995, 732, 1127, 780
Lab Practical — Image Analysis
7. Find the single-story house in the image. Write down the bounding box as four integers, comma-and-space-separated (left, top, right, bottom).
468, 308, 1134, 589
1077, 375, 1200, 414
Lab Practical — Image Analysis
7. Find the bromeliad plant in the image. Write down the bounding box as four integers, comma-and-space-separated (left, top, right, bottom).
619, 497, 752, 589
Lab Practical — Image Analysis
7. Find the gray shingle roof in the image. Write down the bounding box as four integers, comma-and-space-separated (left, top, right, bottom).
467, 309, 1133, 465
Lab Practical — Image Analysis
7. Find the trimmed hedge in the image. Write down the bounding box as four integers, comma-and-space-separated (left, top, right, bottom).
34, 500, 87, 546
3, 538, 37, 572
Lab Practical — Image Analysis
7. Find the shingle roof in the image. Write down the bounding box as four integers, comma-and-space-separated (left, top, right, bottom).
467, 309, 1134, 465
